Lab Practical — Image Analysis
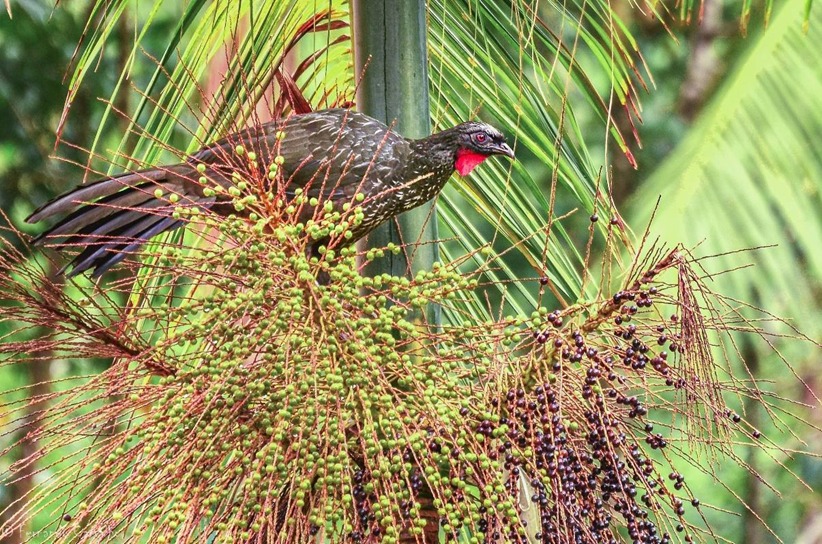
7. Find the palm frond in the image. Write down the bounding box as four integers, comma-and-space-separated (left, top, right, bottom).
62, 0, 350, 172
428, 0, 644, 318
626, 0, 822, 353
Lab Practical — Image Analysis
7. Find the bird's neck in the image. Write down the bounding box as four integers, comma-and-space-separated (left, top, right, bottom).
410, 127, 462, 172
376, 134, 454, 209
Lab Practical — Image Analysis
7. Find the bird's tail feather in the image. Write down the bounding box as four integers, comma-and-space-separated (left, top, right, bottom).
27, 165, 211, 277
27, 169, 169, 224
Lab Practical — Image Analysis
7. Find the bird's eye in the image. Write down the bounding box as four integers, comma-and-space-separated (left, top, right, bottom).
474, 133, 487, 143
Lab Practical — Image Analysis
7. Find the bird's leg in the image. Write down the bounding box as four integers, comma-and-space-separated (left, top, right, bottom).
308, 241, 331, 286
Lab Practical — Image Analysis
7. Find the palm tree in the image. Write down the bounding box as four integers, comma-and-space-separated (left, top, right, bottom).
0, 0, 817, 543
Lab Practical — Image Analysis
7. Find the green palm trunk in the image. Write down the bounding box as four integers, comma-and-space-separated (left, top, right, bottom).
352, 0, 440, 326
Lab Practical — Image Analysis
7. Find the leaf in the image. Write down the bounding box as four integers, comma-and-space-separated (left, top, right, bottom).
428, 0, 640, 314
626, 0, 822, 353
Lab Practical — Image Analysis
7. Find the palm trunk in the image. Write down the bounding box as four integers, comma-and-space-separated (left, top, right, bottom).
352, 0, 440, 326
352, 2, 441, 542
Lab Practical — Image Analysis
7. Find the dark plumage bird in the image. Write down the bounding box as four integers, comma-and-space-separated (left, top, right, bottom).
27, 109, 514, 277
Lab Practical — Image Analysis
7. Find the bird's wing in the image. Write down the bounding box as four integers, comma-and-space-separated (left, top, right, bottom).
188, 110, 407, 204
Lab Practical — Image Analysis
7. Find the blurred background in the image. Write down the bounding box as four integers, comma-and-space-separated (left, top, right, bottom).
1, 0, 820, 542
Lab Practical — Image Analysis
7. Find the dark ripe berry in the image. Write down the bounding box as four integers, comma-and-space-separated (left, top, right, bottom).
539, 276, 550, 286
731, 413, 741, 423
553, 317, 563, 327
62, 514, 72, 522
610, 215, 619, 225
753, 430, 762, 439
590, 213, 599, 223
691, 498, 700, 507
585, 348, 597, 359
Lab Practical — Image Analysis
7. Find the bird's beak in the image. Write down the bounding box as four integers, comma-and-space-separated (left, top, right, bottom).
495, 142, 515, 159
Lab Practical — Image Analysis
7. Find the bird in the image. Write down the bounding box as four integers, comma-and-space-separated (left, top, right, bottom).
27, 108, 514, 277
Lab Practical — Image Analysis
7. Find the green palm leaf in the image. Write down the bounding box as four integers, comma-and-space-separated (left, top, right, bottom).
626, 0, 822, 353
421, 0, 642, 316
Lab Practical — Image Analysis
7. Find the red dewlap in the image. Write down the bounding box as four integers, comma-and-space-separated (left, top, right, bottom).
455, 148, 489, 176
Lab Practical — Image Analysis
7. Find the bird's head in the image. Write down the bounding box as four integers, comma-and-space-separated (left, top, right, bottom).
452, 121, 515, 176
